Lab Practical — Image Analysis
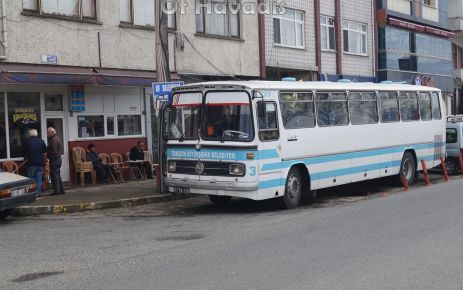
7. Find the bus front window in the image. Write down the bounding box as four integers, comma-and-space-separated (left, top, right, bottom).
169, 93, 202, 141
201, 92, 253, 142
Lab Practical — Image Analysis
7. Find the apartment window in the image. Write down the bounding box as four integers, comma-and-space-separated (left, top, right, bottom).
196, 0, 240, 38
23, 0, 97, 19
423, 0, 436, 7
120, 0, 155, 27
273, 8, 304, 48
321, 15, 335, 51
118, 115, 142, 136
343, 20, 367, 55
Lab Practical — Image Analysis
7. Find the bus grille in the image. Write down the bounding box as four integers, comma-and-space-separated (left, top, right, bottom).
173, 160, 231, 176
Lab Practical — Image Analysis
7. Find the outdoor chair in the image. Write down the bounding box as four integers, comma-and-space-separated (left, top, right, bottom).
144, 151, 159, 178
43, 159, 50, 191
110, 153, 133, 182
99, 153, 117, 183
2, 161, 19, 173
72, 147, 96, 186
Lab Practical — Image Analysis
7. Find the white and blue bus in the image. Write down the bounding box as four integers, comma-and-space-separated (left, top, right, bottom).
163, 81, 446, 208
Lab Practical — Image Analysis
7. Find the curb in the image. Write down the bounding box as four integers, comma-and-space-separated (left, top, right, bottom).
11, 194, 192, 217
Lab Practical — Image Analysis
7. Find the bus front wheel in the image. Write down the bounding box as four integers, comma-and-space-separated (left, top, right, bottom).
281, 168, 302, 209
209, 195, 232, 206
398, 152, 416, 186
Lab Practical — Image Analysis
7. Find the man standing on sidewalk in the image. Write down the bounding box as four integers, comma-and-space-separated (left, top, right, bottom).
47, 127, 65, 195
23, 129, 47, 197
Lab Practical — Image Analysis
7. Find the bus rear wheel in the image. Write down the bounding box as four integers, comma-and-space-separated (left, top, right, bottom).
209, 195, 232, 206
398, 152, 416, 186
280, 168, 302, 209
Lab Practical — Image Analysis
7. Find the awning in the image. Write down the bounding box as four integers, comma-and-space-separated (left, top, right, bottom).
0, 63, 179, 86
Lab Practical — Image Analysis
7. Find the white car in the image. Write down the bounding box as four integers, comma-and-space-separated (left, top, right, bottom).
0, 170, 37, 220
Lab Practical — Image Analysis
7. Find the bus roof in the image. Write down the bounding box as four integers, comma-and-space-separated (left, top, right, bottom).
172, 81, 441, 93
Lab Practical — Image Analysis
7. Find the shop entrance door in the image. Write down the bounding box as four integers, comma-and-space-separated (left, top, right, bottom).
45, 117, 69, 181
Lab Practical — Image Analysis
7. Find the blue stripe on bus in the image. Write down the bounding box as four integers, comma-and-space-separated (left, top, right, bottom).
258, 153, 440, 190
261, 143, 444, 171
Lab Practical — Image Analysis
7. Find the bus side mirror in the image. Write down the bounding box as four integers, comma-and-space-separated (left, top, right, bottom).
257, 102, 267, 119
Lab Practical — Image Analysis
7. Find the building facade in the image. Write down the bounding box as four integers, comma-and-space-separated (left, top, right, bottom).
261, 0, 375, 82
0, 0, 260, 181
377, 0, 454, 112
448, 0, 463, 113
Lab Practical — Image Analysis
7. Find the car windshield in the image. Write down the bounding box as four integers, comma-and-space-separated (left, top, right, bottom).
169, 93, 202, 140
201, 92, 253, 142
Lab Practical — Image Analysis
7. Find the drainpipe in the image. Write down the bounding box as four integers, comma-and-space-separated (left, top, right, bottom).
0, 0, 7, 60
314, 0, 321, 80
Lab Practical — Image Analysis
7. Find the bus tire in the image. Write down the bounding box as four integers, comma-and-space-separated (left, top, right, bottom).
281, 168, 302, 209
398, 151, 416, 186
209, 195, 232, 206
445, 158, 459, 175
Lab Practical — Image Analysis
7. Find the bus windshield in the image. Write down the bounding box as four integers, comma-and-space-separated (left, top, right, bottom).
169, 92, 202, 140
201, 92, 254, 142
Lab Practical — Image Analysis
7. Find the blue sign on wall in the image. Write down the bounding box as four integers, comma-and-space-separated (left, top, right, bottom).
152, 81, 184, 101
70, 85, 85, 112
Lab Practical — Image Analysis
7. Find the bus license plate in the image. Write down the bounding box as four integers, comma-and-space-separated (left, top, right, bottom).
173, 187, 190, 194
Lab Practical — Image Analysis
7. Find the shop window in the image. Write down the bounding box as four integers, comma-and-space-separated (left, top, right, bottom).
7, 93, 41, 158
0, 93, 6, 159
118, 115, 142, 136
107, 116, 115, 135
78, 115, 105, 138
45, 94, 64, 111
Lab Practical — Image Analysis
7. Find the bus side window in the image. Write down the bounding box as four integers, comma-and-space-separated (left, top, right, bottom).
419, 92, 432, 121
378, 91, 399, 122
431, 92, 442, 120
399, 92, 420, 121
279, 92, 316, 129
348, 91, 378, 125
257, 101, 279, 141
316, 92, 348, 127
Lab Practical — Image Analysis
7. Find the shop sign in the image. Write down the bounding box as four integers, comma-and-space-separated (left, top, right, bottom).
425, 27, 455, 38
13, 108, 38, 124
388, 18, 425, 33
70, 85, 85, 112
413, 75, 435, 87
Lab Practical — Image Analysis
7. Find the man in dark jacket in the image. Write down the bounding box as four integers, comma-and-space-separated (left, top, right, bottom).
47, 127, 65, 195
23, 129, 47, 197
129, 141, 153, 179
86, 143, 109, 183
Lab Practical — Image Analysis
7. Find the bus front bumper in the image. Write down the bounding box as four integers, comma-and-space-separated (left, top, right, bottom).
165, 177, 259, 192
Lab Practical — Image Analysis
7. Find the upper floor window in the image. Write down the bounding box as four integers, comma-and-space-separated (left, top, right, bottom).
343, 20, 367, 55
320, 15, 335, 51
119, 0, 176, 29
273, 8, 304, 48
423, 0, 436, 7
195, 0, 240, 38
23, 0, 96, 19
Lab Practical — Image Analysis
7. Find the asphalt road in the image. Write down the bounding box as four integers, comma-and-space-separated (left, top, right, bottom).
1, 177, 463, 290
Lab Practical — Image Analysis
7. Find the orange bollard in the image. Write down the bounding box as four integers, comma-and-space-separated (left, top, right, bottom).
440, 157, 449, 182
401, 174, 409, 191
421, 160, 431, 186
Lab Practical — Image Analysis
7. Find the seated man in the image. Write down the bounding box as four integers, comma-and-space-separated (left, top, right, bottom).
129, 141, 153, 179
86, 143, 109, 184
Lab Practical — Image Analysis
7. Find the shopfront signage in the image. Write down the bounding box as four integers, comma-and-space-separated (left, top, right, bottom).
70, 85, 85, 112
413, 75, 435, 87
13, 108, 38, 124
388, 17, 454, 39
152, 81, 185, 101
388, 18, 425, 33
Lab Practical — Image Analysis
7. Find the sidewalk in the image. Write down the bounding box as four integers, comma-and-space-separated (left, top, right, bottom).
12, 180, 182, 216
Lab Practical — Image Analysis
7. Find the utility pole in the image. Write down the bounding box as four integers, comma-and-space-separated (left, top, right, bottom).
155, 0, 171, 82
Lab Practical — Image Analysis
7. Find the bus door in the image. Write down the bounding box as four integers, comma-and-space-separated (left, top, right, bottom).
159, 101, 172, 193
256, 100, 282, 193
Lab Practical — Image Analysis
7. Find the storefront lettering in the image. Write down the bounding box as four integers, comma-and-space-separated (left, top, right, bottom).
13, 108, 37, 123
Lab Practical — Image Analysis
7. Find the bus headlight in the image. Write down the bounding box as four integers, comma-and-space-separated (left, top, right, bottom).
229, 164, 245, 176
168, 161, 176, 172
